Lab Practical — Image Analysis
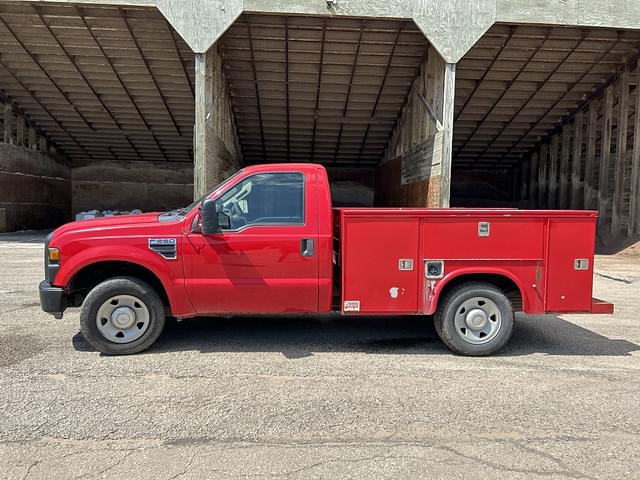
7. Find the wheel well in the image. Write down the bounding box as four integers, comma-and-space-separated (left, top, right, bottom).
438, 274, 523, 311
67, 261, 171, 310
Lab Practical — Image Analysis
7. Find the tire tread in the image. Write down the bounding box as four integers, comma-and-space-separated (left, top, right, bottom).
80, 276, 165, 355
434, 281, 513, 356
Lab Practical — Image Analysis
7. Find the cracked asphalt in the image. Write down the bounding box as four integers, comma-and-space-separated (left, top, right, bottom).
1, 231, 639, 479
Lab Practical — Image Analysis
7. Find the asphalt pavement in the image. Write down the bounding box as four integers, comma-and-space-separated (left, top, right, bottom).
1, 231, 639, 479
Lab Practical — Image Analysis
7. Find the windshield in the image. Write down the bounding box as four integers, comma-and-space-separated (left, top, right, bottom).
164, 169, 244, 216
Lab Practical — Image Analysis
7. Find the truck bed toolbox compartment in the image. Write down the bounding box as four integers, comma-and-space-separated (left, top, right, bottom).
337, 208, 603, 317
545, 218, 596, 312
340, 216, 419, 314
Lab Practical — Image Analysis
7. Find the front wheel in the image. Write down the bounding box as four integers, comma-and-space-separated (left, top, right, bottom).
434, 282, 514, 356
80, 277, 166, 355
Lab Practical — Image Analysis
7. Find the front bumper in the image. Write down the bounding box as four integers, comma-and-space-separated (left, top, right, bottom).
39, 280, 66, 319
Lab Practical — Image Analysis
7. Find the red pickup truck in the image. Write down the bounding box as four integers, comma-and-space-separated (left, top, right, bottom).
39, 163, 613, 356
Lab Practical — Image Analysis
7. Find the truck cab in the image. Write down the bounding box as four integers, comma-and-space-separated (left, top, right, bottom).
39, 163, 613, 356
181, 164, 333, 315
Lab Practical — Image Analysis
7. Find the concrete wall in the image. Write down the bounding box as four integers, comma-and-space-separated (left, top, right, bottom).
72, 160, 193, 214
376, 46, 452, 208
0, 144, 71, 232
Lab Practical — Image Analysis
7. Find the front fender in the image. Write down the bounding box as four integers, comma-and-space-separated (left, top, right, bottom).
55, 245, 194, 317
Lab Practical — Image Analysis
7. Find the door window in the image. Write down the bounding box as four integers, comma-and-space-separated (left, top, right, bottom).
215, 172, 305, 230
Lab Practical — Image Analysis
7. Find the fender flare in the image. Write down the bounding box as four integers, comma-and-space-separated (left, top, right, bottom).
56, 246, 193, 317
426, 267, 529, 315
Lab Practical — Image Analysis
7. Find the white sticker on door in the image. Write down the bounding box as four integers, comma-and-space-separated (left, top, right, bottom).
343, 300, 360, 312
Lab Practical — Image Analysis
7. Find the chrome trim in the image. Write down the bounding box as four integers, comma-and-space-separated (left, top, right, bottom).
148, 238, 177, 260
398, 259, 414, 271
574, 259, 589, 270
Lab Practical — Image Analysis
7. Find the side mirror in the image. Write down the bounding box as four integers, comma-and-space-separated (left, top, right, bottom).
200, 199, 232, 235
200, 199, 219, 235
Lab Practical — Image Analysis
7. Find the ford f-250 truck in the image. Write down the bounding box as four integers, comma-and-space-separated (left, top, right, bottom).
39, 163, 614, 356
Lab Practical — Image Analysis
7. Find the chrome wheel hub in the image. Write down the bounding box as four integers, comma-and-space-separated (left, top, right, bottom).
465, 308, 488, 330
96, 294, 150, 344
453, 296, 502, 345
111, 306, 136, 329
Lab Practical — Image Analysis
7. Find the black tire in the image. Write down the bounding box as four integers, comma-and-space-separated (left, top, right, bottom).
434, 282, 514, 356
80, 276, 166, 355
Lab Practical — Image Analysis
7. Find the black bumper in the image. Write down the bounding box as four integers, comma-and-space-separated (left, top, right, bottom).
39, 281, 66, 319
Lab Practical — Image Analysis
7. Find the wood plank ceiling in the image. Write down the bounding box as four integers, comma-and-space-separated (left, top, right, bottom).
219, 14, 428, 167
0, 2, 195, 164
455, 24, 640, 168
3, 2, 639, 173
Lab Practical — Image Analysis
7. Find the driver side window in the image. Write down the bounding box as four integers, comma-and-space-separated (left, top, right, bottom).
215, 172, 305, 230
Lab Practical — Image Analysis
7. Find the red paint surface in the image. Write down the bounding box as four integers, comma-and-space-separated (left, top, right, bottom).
545, 218, 596, 312
182, 166, 323, 314
48, 164, 612, 318
340, 216, 420, 314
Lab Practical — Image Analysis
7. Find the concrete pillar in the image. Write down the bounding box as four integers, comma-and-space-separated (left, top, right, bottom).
511, 165, 521, 203
520, 159, 529, 202
375, 48, 456, 209
584, 101, 599, 210
598, 85, 614, 235
538, 143, 548, 209
571, 111, 584, 209
3, 103, 13, 144
559, 125, 571, 208
16, 115, 25, 147
192, 45, 244, 200
529, 152, 538, 207
439, 63, 456, 208
194, 48, 218, 200
612, 72, 630, 236
629, 65, 640, 236
548, 134, 559, 208
28, 126, 37, 150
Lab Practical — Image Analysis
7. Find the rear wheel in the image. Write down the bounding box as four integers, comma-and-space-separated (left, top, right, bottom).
434, 282, 514, 356
80, 277, 166, 355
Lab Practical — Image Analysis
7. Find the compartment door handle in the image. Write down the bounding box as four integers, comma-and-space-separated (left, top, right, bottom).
301, 239, 315, 257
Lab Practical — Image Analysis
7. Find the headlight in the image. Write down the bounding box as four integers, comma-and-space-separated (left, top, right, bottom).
48, 247, 61, 263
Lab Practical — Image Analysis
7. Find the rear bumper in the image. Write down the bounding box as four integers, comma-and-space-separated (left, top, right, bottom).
591, 298, 614, 314
39, 280, 66, 319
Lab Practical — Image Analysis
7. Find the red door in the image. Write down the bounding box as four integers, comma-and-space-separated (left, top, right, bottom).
341, 217, 420, 314
545, 218, 596, 312
183, 170, 319, 314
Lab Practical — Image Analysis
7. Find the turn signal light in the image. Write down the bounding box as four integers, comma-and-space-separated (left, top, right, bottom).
48, 247, 61, 263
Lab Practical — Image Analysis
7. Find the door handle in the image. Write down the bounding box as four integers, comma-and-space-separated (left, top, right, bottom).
301, 238, 315, 257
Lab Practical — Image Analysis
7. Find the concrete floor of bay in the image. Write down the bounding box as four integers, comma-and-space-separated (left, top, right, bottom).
0, 231, 639, 480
